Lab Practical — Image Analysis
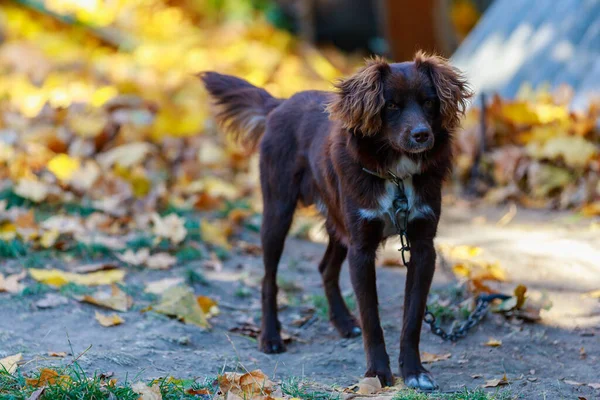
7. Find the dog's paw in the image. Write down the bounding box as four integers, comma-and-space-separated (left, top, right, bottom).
332, 316, 362, 338
404, 372, 438, 391
365, 367, 394, 387
258, 334, 286, 354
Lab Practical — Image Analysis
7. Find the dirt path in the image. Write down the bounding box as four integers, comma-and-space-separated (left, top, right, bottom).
1, 204, 599, 399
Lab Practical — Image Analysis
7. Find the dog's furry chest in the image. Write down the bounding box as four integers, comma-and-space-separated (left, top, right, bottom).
358, 159, 434, 237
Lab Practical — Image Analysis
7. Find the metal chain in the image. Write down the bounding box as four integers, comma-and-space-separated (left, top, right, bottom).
362, 167, 508, 342
423, 294, 510, 341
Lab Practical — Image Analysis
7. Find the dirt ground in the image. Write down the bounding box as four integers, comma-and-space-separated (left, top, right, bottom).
1, 203, 600, 399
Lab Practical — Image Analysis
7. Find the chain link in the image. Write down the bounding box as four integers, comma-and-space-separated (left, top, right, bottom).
363, 166, 509, 342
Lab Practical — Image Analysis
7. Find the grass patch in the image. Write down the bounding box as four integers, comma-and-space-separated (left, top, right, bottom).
0, 362, 215, 400
310, 294, 356, 319
281, 377, 339, 400
392, 388, 511, 400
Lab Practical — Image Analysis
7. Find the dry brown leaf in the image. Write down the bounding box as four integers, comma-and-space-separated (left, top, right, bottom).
79, 284, 133, 312
0, 353, 22, 374
229, 322, 293, 343
356, 377, 382, 395
26, 368, 70, 387
132, 382, 163, 400
421, 352, 451, 363
197, 295, 219, 317
95, 311, 124, 327
483, 375, 509, 388
484, 338, 502, 347
71, 262, 118, 274
47, 351, 67, 358
218, 370, 275, 398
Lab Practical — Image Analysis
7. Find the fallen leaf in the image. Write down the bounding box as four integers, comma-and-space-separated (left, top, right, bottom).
26, 368, 70, 387
197, 295, 219, 317
47, 352, 67, 357
565, 380, 585, 386
484, 338, 502, 347
229, 322, 293, 343
483, 375, 509, 388
514, 284, 527, 309
186, 387, 211, 395
95, 311, 124, 327
40, 229, 60, 248
588, 383, 600, 389
79, 284, 133, 312
14, 178, 50, 202
116, 248, 150, 266
145, 277, 185, 295
97, 142, 154, 169
0, 271, 26, 293
132, 382, 163, 400
0, 353, 22, 374
381, 257, 404, 267
201, 219, 231, 250
421, 352, 451, 363
47, 154, 80, 181
218, 370, 274, 398
71, 262, 118, 274
356, 377, 382, 395
35, 293, 69, 309
29, 268, 125, 287
152, 213, 187, 244
146, 252, 177, 270
153, 285, 209, 328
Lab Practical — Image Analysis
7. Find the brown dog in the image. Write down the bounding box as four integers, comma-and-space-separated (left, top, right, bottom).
201, 52, 472, 390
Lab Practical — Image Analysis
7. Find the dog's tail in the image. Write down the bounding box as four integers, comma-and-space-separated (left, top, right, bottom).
200, 72, 283, 151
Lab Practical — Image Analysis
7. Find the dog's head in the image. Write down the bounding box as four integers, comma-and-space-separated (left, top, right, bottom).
326, 51, 473, 154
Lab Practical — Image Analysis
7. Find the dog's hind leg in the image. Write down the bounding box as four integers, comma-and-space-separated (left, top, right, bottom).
258, 152, 299, 354
319, 232, 361, 338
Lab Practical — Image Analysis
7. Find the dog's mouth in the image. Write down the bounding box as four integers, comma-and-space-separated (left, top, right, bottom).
391, 138, 434, 154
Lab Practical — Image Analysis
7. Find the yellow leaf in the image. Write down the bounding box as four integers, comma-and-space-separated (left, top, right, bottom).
95, 311, 124, 327
0, 221, 17, 241
80, 284, 132, 312
0, 353, 22, 374
29, 268, 125, 287
452, 263, 471, 278
47, 154, 80, 181
40, 229, 60, 248
26, 368, 70, 387
484, 338, 502, 347
581, 202, 600, 217
201, 220, 231, 250
153, 285, 209, 328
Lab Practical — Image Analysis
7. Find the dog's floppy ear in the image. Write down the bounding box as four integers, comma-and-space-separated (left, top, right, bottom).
414, 51, 473, 131
326, 57, 390, 136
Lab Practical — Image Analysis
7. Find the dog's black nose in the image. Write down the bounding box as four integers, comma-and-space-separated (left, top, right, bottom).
411, 126, 431, 143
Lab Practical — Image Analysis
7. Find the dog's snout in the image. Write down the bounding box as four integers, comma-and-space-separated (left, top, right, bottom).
410, 126, 431, 143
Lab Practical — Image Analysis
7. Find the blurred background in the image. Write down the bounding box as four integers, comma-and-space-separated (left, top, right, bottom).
0, 0, 598, 221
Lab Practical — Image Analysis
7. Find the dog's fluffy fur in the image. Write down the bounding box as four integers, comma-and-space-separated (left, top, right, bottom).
201, 52, 472, 390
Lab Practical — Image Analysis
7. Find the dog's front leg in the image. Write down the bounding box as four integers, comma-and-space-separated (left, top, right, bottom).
348, 243, 393, 387
399, 236, 438, 390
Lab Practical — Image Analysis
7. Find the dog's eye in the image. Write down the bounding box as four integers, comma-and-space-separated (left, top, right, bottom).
423, 99, 434, 109
386, 102, 399, 110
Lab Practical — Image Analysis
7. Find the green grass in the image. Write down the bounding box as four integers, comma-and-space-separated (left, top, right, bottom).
310, 294, 356, 319
0, 362, 215, 400
392, 388, 512, 400
280, 377, 339, 400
